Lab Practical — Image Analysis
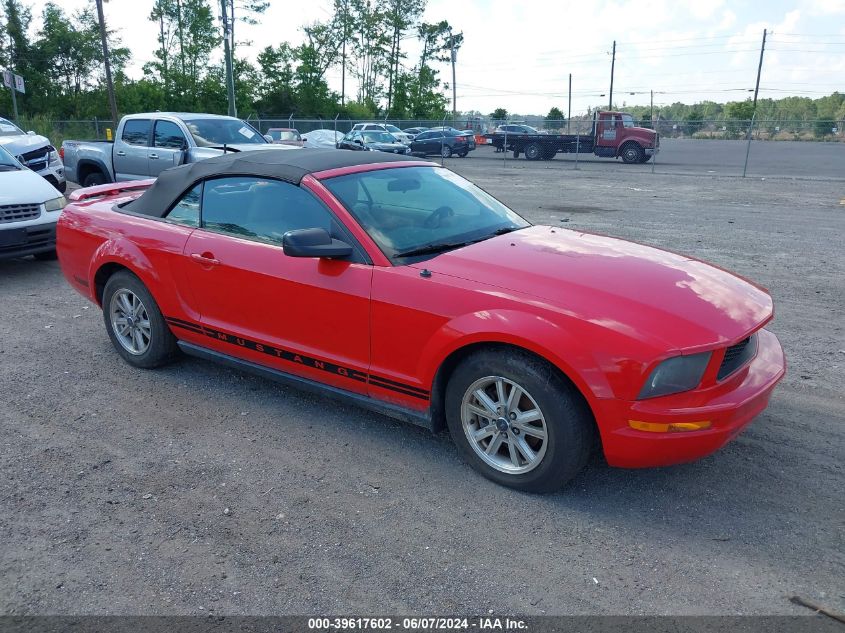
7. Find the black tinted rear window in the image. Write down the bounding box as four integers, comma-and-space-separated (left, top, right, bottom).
122, 119, 151, 146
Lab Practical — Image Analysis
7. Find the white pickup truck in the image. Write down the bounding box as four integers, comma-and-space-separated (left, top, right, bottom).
61, 112, 296, 187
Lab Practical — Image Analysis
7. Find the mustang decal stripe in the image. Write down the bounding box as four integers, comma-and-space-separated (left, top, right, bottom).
368, 378, 430, 400
164, 316, 429, 400
364, 373, 429, 395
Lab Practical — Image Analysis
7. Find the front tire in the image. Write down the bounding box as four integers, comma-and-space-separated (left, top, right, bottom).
445, 349, 594, 493
620, 143, 645, 164
102, 271, 177, 369
440, 145, 452, 158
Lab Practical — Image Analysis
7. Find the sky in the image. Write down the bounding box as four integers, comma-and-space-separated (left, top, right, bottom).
21, 0, 845, 116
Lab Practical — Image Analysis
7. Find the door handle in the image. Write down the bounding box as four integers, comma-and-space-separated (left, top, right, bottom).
190, 252, 220, 265
116, 150, 126, 156
149, 153, 159, 160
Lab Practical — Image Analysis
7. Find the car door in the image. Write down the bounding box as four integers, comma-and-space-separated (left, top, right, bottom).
114, 119, 151, 180
149, 120, 188, 176
179, 176, 373, 395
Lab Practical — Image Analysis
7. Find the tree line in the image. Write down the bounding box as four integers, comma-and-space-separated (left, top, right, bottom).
1, 0, 843, 133
0, 0, 460, 121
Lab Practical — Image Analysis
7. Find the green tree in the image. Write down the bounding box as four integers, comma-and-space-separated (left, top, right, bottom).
545, 106, 564, 129
490, 108, 508, 120
145, 0, 220, 111
383, 0, 425, 115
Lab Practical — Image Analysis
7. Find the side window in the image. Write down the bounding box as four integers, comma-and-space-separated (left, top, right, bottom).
165, 183, 201, 227
200, 177, 334, 245
154, 120, 187, 149
122, 119, 151, 146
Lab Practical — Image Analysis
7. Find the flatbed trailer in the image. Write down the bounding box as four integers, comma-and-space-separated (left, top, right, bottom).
486, 111, 659, 163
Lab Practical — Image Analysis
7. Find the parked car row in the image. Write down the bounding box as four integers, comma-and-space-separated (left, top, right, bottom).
334, 124, 476, 158
0, 116, 66, 192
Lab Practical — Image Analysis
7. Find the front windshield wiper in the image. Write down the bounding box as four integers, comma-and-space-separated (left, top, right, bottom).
394, 240, 473, 258
393, 227, 524, 259
0, 164, 21, 171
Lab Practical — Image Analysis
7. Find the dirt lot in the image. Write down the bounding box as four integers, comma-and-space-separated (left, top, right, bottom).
1, 160, 843, 616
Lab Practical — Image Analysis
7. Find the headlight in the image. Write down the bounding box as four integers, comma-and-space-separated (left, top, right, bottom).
638, 352, 711, 399
49, 150, 59, 162
44, 196, 67, 212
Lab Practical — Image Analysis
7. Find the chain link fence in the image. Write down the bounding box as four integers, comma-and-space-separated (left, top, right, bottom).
13, 115, 845, 180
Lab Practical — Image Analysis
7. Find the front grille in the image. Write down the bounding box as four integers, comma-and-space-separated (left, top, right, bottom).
0, 203, 41, 223
717, 334, 758, 380
18, 145, 51, 171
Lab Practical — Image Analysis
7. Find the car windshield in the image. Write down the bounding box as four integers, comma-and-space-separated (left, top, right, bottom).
323, 166, 530, 261
621, 114, 635, 128
363, 132, 396, 143
385, 125, 402, 133
0, 117, 24, 137
275, 130, 300, 140
181, 117, 266, 147
0, 144, 21, 169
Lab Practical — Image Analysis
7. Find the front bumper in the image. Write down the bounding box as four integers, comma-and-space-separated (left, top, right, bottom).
596, 328, 785, 468
0, 221, 57, 260
36, 160, 67, 192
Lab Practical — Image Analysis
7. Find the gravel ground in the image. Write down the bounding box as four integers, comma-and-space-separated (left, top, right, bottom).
1, 158, 843, 616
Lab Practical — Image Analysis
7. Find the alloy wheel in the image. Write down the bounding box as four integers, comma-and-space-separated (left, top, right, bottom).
460, 376, 548, 474
109, 289, 152, 355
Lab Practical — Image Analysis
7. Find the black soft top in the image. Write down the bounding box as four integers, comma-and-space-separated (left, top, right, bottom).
124, 148, 423, 218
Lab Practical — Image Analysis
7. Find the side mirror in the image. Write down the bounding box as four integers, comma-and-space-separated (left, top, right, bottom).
355, 139, 363, 145
263, 134, 273, 142
26, 130, 36, 136
282, 228, 352, 259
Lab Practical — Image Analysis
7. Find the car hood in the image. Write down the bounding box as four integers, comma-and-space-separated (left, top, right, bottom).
0, 133, 51, 155
413, 226, 773, 350
0, 167, 61, 204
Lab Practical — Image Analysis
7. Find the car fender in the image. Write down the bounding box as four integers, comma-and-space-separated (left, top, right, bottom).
417, 309, 615, 407
87, 237, 164, 306
76, 157, 114, 184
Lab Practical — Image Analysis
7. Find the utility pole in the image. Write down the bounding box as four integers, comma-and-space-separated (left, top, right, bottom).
568, 73, 572, 132
751, 28, 767, 111
95, 0, 119, 129
608, 40, 616, 110
340, 0, 347, 107
450, 30, 457, 119
743, 28, 767, 177
220, 0, 236, 117
650, 89, 653, 122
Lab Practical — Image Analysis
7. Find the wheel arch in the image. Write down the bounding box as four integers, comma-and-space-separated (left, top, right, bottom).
88, 239, 161, 307
617, 139, 644, 158
76, 158, 112, 185
428, 339, 600, 436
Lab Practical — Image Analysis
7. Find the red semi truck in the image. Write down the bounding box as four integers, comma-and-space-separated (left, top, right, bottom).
487, 111, 659, 163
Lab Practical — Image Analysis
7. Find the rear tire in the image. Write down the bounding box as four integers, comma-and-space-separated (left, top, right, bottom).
524, 143, 542, 161
102, 271, 178, 369
82, 171, 107, 188
445, 349, 594, 493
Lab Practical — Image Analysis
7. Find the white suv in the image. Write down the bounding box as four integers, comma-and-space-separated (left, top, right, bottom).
351, 123, 412, 145
0, 117, 67, 192
0, 144, 66, 261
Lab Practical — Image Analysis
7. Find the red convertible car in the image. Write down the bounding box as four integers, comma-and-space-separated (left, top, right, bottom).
57, 149, 785, 492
